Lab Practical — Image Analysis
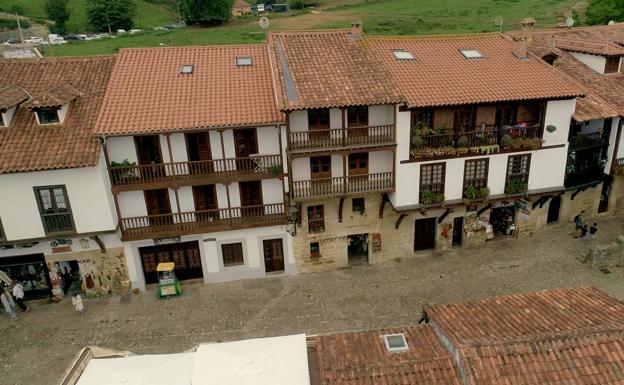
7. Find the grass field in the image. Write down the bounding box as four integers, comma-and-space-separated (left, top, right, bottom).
28, 0, 587, 56
0, 0, 177, 32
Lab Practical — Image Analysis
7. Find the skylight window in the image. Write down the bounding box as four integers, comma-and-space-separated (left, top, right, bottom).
236, 57, 253, 66
393, 50, 415, 60
383, 334, 409, 352
460, 49, 483, 59
180, 64, 194, 74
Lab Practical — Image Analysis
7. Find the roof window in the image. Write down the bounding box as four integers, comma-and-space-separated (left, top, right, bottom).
236, 57, 253, 66
460, 49, 483, 59
393, 50, 415, 60
180, 64, 194, 74
383, 333, 409, 352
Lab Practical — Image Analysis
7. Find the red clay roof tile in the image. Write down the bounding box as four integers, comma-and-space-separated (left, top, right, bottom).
0, 84, 29, 110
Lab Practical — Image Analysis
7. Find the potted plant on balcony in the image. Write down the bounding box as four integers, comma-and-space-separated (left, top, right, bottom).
109, 159, 138, 183
421, 190, 445, 206
463, 186, 490, 203
505, 180, 528, 195
501, 134, 513, 149
268, 163, 283, 177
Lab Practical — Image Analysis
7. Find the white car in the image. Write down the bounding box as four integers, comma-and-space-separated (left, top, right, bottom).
129, 29, 143, 34
24, 37, 44, 44
48, 34, 67, 45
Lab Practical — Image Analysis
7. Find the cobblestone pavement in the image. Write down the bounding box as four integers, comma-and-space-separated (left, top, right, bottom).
1, 216, 624, 385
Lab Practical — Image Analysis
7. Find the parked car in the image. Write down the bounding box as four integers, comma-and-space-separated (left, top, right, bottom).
2, 38, 18, 46
129, 29, 143, 34
24, 37, 44, 45
48, 34, 67, 45
257, 3, 266, 12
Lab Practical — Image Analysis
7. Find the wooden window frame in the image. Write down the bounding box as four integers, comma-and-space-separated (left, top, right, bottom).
221, 242, 245, 267
33, 185, 76, 235
310, 242, 321, 259
463, 158, 489, 190
307, 205, 325, 233
307, 108, 330, 130
605, 57, 621, 74
347, 106, 368, 127
352, 197, 365, 213
410, 108, 434, 129
35, 107, 60, 125
419, 163, 445, 203
506, 154, 531, 184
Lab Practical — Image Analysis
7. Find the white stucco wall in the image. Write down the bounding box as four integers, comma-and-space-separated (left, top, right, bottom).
331, 155, 343, 178
367, 104, 394, 126
289, 110, 307, 133
118, 190, 148, 218
570, 52, 607, 74
369, 150, 394, 174
177, 186, 196, 213
57, 104, 70, 124
0, 157, 117, 241
543, 99, 575, 146
261, 179, 284, 204
292, 157, 311, 181
1, 106, 16, 127
257, 126, 280, 154
528, 147, 567, 190
107, 136, 138, 164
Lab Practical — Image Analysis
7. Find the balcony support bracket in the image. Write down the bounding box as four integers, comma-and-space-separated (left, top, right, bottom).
338, 197, 344, 223
379, 193, 389, 219
531, 195, 550, 210
438, 208, 453, 224
395, 214, 407, 229
571, 182, 600, 200
90, 235, 106, 253
477, 204, 492, 216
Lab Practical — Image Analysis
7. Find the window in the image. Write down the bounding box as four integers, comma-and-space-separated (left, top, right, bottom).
605, 57, 621, 74
352, 198, 365, 214
310, 242, 320, 259
348, 152, 368, 175
236, 57, 253, 66
347, 106, 368, 127
393, 50, 415, 60
383, 334, 409, 352
420, 163, 445, 204
180, 64, 194, 74
34, 185, 74, 234
411, 108, 434, 129
307, 205, 324, 233
221, 242, 244, 267
36, 108, 60, 124
506, 155, 531, 193
308, 109, 330, 130
460, 49, 483, 59
464, 159, 489, 189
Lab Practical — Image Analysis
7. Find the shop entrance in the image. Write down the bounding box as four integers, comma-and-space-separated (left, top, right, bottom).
414, 218, 436, 251
139, 241, 203, 285
598, 177, 611, 213
547, 195, 561, 224
52, 260, 82, 296
347, 234, 369, 265
0, 254, 52, 299
263, 238, 285, 273
452, 217, 464, 247
489, 206, 517, 238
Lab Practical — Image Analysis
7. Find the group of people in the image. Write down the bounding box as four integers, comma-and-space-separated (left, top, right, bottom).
1, 281, 29, 321
573, 211, 599, 240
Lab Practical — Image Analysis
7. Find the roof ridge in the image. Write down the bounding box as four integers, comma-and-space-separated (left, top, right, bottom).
117, 43, 268, 53
269, 28, 351, 35
322, 355, 456, 374
367, 31, 503, 41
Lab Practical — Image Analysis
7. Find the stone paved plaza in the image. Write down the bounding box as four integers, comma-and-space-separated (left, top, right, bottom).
1, 216, 624, 385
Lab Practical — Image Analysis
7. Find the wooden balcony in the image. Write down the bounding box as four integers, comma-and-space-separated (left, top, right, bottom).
109, 155, 282, 192
289, 125, 394, 152
119, 203, 287, 241
42, 212, 74, 235
569, 132, 608, 151
565, 167, 605, 188
292, 172, 393, 200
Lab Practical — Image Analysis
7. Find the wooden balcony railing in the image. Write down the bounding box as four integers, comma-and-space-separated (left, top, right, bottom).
42, 212, 74, 234
564, 167, 605, 188
617, 158, 624, 166
120, 203, 286, 240
289, 125, 394, 150
569, 132, 608, 150
292, 172, 393, 199
109, 155, 282, 187
415, 124, 542, 151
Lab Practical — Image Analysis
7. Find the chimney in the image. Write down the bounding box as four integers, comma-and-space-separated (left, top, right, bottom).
520, 17, 535, 42
512, 36, 528, 59
350, 21, 363, 40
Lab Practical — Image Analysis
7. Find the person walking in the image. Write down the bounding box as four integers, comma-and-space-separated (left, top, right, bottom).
573, 211, 586, 237
72, 293, 84, 316
590, 222, 598, 241
12, 281, 29, 312
579, 224, 589, 241
1, 290, 17, 321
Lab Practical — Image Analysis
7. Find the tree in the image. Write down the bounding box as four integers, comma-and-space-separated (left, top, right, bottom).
585, 0, 624, 25
44, 0, 70, 34
182, 0, 233, 26
87, 0, 136, 33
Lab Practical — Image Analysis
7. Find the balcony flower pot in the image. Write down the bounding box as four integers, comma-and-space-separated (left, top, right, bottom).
268, 164, 283, 176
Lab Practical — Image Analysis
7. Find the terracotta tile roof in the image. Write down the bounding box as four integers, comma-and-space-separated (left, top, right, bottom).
367, 33, 584, 108
555, 37, 624, 56
0, 84, 29, 110
0, 56, 115, 173
308, 326, 462, 385
526, 25, 624, 120
95, 45, 282, 135
268, 30, 403, 111
21, 82, 82, 109
425, 287, 624, 346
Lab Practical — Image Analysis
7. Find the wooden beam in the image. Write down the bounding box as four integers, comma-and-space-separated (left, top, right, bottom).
379, 193, 388, 219
539, 195, 553, 209
90, 235, 106, 253
531, 196, 547, 210
571, 182, 600, 200
395, 213, 407, 229
477, 204, 492, 216
437, 208, 452, 224
338, 197, 344, 223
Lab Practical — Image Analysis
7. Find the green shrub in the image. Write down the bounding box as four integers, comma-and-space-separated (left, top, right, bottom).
501, 134, 513, 147
411, 135, 424, 149
505, 180, 527, 194
457, 135, 469, 148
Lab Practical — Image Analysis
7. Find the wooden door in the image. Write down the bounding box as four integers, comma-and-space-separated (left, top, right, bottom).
414, 217, 436, 251
310, 156, 331, 179
240, 181, 262, 217
308, 109, 330, 142
144, 189, 172, 226
347, 106, 368, 137
547, 195, 561, 223
263, 238, 285, 273
192, 185, 217, 222
234, 129, 258, 170
348, 152, 368, 176
135, 135, 164, 180
139, 241, 203, 284
186, 132, 212, 174
452, 217, 463, 246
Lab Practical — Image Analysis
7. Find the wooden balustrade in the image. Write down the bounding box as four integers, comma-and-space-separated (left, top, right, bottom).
463, 129, 499, 147
42, 212, 74, 234
292, 172, 394, 199
569, 132, 607, 150
415, 124, 542, 152
109, 154, 282, 186
289, 125, 394, 150
120, 203, 286, 240
617, 158, 624, 166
